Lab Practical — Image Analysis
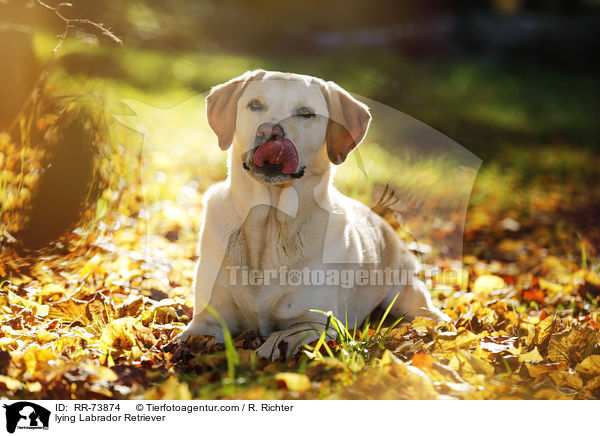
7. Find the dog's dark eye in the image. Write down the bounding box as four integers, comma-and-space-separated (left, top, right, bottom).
247, 99, 263, 111
296, 106, 315, 118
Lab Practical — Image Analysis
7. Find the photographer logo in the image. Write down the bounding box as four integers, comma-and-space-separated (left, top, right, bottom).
2, 402, 50, 433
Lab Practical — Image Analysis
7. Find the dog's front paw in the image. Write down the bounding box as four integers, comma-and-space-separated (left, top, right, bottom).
256, 335, 284, 360
415, 306, 450, 324
411, 307, 450, 324
256, 332, 302, 361
256, 328, 314, 360
174, 317, 224, 343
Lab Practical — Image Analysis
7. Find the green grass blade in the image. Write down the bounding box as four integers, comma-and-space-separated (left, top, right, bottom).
375, 292, 399, 336
312, 311, 333, 357
578, 232, 588, 269
203, 304, 239, 379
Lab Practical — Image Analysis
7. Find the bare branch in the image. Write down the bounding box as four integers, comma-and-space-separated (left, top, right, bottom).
34, 0, 122, 53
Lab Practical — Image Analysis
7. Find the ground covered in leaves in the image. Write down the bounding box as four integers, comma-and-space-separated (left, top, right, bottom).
1, 222, 599, 400
1, 35, 599, 400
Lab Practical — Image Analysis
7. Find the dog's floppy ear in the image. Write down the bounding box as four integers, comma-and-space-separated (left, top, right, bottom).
206, 70, 265, 150
320, 80, 371, 164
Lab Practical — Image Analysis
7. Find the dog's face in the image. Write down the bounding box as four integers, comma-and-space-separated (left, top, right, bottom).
206, 70, 371, 185
236, 77, 329, 184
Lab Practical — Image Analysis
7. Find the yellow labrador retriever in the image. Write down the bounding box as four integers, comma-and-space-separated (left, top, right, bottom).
177, 70, 446, 359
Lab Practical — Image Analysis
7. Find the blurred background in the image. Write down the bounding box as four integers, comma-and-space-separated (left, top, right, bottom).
1, 0, 599, 264
2, 1, 600, 401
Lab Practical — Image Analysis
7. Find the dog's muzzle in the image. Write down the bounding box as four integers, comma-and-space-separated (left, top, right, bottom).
252, 122, 299, 175
241, 122, 305, 183
253, 139, 299, 174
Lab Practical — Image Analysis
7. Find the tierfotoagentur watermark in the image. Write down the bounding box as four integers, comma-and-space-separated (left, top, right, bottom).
225, 265, 463, 288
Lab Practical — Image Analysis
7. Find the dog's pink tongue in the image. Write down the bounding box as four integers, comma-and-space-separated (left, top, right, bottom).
253, 139, 299, 174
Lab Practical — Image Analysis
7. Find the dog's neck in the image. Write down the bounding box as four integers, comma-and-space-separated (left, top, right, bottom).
227, 149, 333, 222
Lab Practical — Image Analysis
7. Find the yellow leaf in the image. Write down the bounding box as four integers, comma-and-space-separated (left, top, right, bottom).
79, 253, 104, 278
0, 375, 23, 391
472, 275, 506, 296
575, 355, 600, 376
0, 336, 19, 348
131, 324, 157, 350
100, 317, 138, 352
411, 352, 434, 370
152, 305, 178, 324
7, 291, 49, 317
36, 330, 59, 343
533, 388, 573, 400
538, 279, 563, 295
274, 372, 311, 392
48, 299, 88, 324
149, 375, 192, 400
537, 315, 556, 344
455, 330, 479, 348
541, 256, 577, 276
379, 349, 395, 366
518, 347, 543, 363
525, 362, 564, 379
39, 283, 65, 297
26, 381, 42, 392
411, 316, 436, 333
91, 365, 119, 382
21, 344, 57, 374
36, 304, 49, 317
116, 297, 145, 318
463, 351, 495, 377
51, 336, 80, 355
524, 324, 536, 346
389, 363, 438, 399
497, 238, 525, 254
548, 327, 598, 364
583, 375, 600, 396
585, 270, 600, 287
550, 371, 583, 390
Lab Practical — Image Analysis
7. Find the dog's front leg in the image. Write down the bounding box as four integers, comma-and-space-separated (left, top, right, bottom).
256, 323, 336, 360
175, 196, 237, 342
175, 248, 228, 342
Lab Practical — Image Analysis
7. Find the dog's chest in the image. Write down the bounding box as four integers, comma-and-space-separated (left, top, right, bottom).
225, 203, 327, 271
217, 204, 328, 334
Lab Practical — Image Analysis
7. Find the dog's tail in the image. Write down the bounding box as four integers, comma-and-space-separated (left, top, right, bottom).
371, 183, 400, 227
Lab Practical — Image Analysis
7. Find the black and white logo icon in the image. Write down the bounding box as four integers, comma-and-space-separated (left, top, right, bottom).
2, 402, 50, 434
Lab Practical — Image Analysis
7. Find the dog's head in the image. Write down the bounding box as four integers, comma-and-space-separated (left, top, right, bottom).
206, 70, 371, 185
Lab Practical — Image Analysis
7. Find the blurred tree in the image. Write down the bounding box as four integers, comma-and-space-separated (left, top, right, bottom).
0, 2, 39, 130
0, 0, 121, 130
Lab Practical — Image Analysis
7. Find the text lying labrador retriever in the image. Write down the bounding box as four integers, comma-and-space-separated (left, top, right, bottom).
176, 70, 447, 359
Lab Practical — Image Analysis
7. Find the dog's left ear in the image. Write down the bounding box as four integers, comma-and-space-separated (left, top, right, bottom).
320, 81, 371, 164
206, 70, 265, 150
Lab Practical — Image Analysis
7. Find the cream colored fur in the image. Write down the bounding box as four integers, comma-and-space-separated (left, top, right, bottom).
176, 70, 447, 359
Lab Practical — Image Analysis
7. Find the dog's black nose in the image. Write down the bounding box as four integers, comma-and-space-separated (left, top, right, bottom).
256, 122, 284, 144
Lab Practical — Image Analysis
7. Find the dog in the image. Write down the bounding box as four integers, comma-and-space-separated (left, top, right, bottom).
176, 70, 447, 359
